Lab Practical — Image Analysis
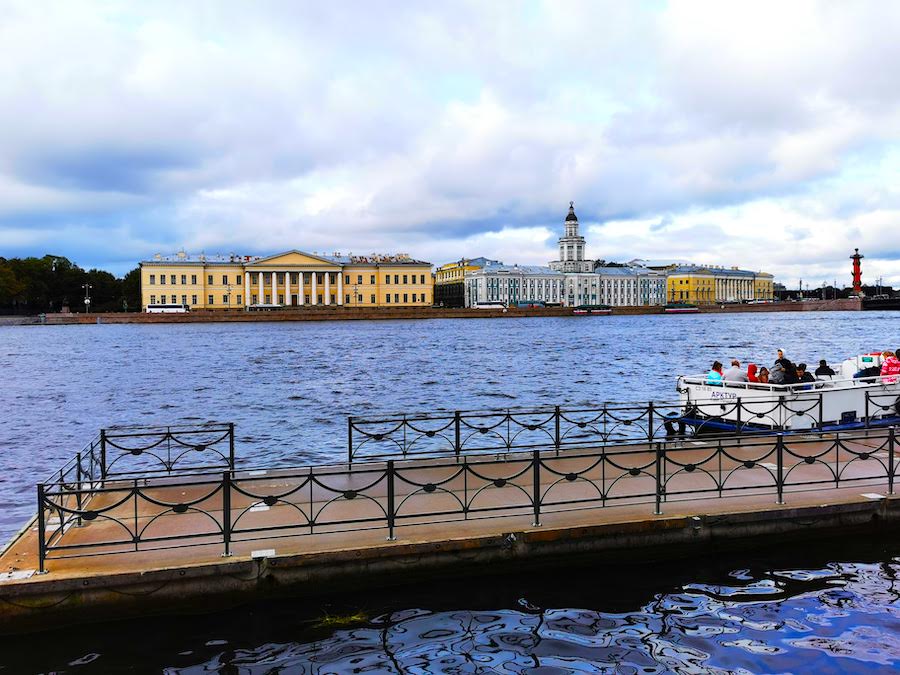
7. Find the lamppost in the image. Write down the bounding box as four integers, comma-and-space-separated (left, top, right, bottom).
226, 283, 233, 310
82, 283, 92, 313
353, 285, 358, 307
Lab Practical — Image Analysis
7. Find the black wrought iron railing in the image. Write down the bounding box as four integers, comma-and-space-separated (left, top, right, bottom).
37, 422, 235, 571
36, 425, 897, 572
347, 392, 900, 463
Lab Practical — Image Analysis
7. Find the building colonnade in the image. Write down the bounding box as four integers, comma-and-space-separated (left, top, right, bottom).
244, 269, 344, 307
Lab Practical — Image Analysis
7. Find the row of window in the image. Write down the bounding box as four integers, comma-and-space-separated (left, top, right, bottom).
149, 271, 431, 287
149, 273, 244, 286
149, 294, 244, 306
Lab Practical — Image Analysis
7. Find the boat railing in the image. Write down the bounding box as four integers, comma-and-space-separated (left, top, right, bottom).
679, 374, 900, 393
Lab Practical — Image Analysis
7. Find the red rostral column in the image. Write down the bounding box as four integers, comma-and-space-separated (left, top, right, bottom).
850, 248, 864, 294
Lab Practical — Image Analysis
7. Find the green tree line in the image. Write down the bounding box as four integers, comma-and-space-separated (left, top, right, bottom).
0, 255, 140, 314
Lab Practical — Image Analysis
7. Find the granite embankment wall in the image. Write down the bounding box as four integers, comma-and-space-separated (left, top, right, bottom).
3, 298, 863, 325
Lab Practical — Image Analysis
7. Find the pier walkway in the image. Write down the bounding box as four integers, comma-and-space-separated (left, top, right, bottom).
1, 421, 897, 633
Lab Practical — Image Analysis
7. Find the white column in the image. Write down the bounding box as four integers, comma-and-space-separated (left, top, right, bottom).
324, 271, 331, 305
258, 272, 264, 305
337, 270, 344, 305
285, 271, 291, 306
311, 271, 317, 304
244, 272, 250, 307
299, 272, 304, 305
271, 271, 277, 305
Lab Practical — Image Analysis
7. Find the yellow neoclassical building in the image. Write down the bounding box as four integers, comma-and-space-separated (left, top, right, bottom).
665, 265, 775, 304
140, 250, 433, 310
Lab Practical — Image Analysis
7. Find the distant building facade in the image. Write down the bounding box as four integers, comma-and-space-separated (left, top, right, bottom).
140, 250, 433, 310
666, 265, 775, 304
464, 264, 565, 307
435, 257, 502, 307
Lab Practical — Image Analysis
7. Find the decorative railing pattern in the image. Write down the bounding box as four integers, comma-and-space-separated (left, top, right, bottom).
37, 426, 897, 572
347, 393, 900, 463
37, 423, 235, 569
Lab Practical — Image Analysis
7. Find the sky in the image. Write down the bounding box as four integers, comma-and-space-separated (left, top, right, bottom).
1, 1, 899, 287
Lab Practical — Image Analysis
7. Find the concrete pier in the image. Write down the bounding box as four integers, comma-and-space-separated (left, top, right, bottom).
0, 430, 896, 634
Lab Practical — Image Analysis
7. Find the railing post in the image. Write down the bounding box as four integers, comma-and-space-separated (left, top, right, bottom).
222, 471, 232, 557
736, 397, 742, 436
386, 460, 396, 540
37, 484, 47, 574
648, 402, 655, 443
75, 451, 83, 528
532, 449, 541, 526
818, 393, 824, 430
778, 396, 785, 431
776, 433, 785, 505
654, 442, 664, 515
228, 422, 235, 470
99, 429, 107, 480
554, 406, 561, 454
865, 393, 870, 431
889, 426, 895, 496
347, 417, 353, 466
454, 411, 461, 458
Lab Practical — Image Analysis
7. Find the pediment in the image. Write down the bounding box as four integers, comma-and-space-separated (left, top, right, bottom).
248, 250, 341, 267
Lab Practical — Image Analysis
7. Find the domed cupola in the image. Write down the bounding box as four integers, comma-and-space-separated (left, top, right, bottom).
565, 201, 578, 222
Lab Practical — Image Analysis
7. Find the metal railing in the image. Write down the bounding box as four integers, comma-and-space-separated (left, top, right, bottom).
37, 423, 235, 571
36, 425, 897, 572
347, 393, 900, 463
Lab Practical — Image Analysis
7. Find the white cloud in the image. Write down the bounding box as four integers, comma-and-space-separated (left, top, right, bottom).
0, 0, 898, 288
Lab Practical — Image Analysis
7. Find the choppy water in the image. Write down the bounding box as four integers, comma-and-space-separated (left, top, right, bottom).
3, 539, 899, 673
1, 311, 899, 541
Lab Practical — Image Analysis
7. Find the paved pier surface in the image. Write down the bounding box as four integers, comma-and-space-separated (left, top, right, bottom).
0, 432, 896, 633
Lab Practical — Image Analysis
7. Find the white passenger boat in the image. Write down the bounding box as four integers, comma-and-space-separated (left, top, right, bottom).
676, 353, 900, 433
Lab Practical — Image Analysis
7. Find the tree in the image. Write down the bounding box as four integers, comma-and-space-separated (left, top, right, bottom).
121, 267, 141, 312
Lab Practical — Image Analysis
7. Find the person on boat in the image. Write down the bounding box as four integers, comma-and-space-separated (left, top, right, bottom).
782, 361, 800, 385
776, 348, 785, 362
757, 367, 770, 383
797, 363, 815, 383
747, 363, 759, 382
723, 359, 749, 382
707, 361, 724, 384
815, 359, 836, 377
769, 359, 786, 384
880, 350, 900, 384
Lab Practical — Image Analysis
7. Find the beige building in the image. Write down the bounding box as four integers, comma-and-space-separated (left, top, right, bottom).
140, 250, 433, 310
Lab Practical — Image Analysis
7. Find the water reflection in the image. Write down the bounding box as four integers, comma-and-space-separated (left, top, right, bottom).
149, 558, 900, 674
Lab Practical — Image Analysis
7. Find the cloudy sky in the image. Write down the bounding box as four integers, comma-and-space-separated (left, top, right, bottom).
1, 1, 899, 286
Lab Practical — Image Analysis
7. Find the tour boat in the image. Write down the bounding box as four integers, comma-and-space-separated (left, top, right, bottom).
664, 303, 699, 314
675, 353, 900, 433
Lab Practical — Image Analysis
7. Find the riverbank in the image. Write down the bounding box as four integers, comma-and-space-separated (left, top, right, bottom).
1, 298, 863, 325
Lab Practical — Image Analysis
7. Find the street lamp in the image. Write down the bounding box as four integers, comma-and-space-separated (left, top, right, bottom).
352, 284, 358, 307
82, 283, 92, 313
226, 283, 233, 310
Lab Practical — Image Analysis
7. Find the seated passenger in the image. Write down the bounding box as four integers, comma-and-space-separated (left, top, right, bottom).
747, 363, 759, 382
881, 350, 900, 384
707, 360, 724, 384
782, 361, 800, 385
757, 367, 770, 383
815, 359, 836, 377
769, 359, 786, 384
723, 358, 749, 382
797, 363, 815, 383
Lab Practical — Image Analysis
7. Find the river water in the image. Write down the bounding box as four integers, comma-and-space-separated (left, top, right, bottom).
1, 311, 899, 671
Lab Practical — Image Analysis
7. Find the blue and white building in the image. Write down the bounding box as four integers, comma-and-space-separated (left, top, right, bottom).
464, 203, 667, 307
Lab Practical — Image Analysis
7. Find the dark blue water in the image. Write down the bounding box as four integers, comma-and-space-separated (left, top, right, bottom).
3, 312, 900, 672
1, 311, 898, 540
3, 539, 899, 673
